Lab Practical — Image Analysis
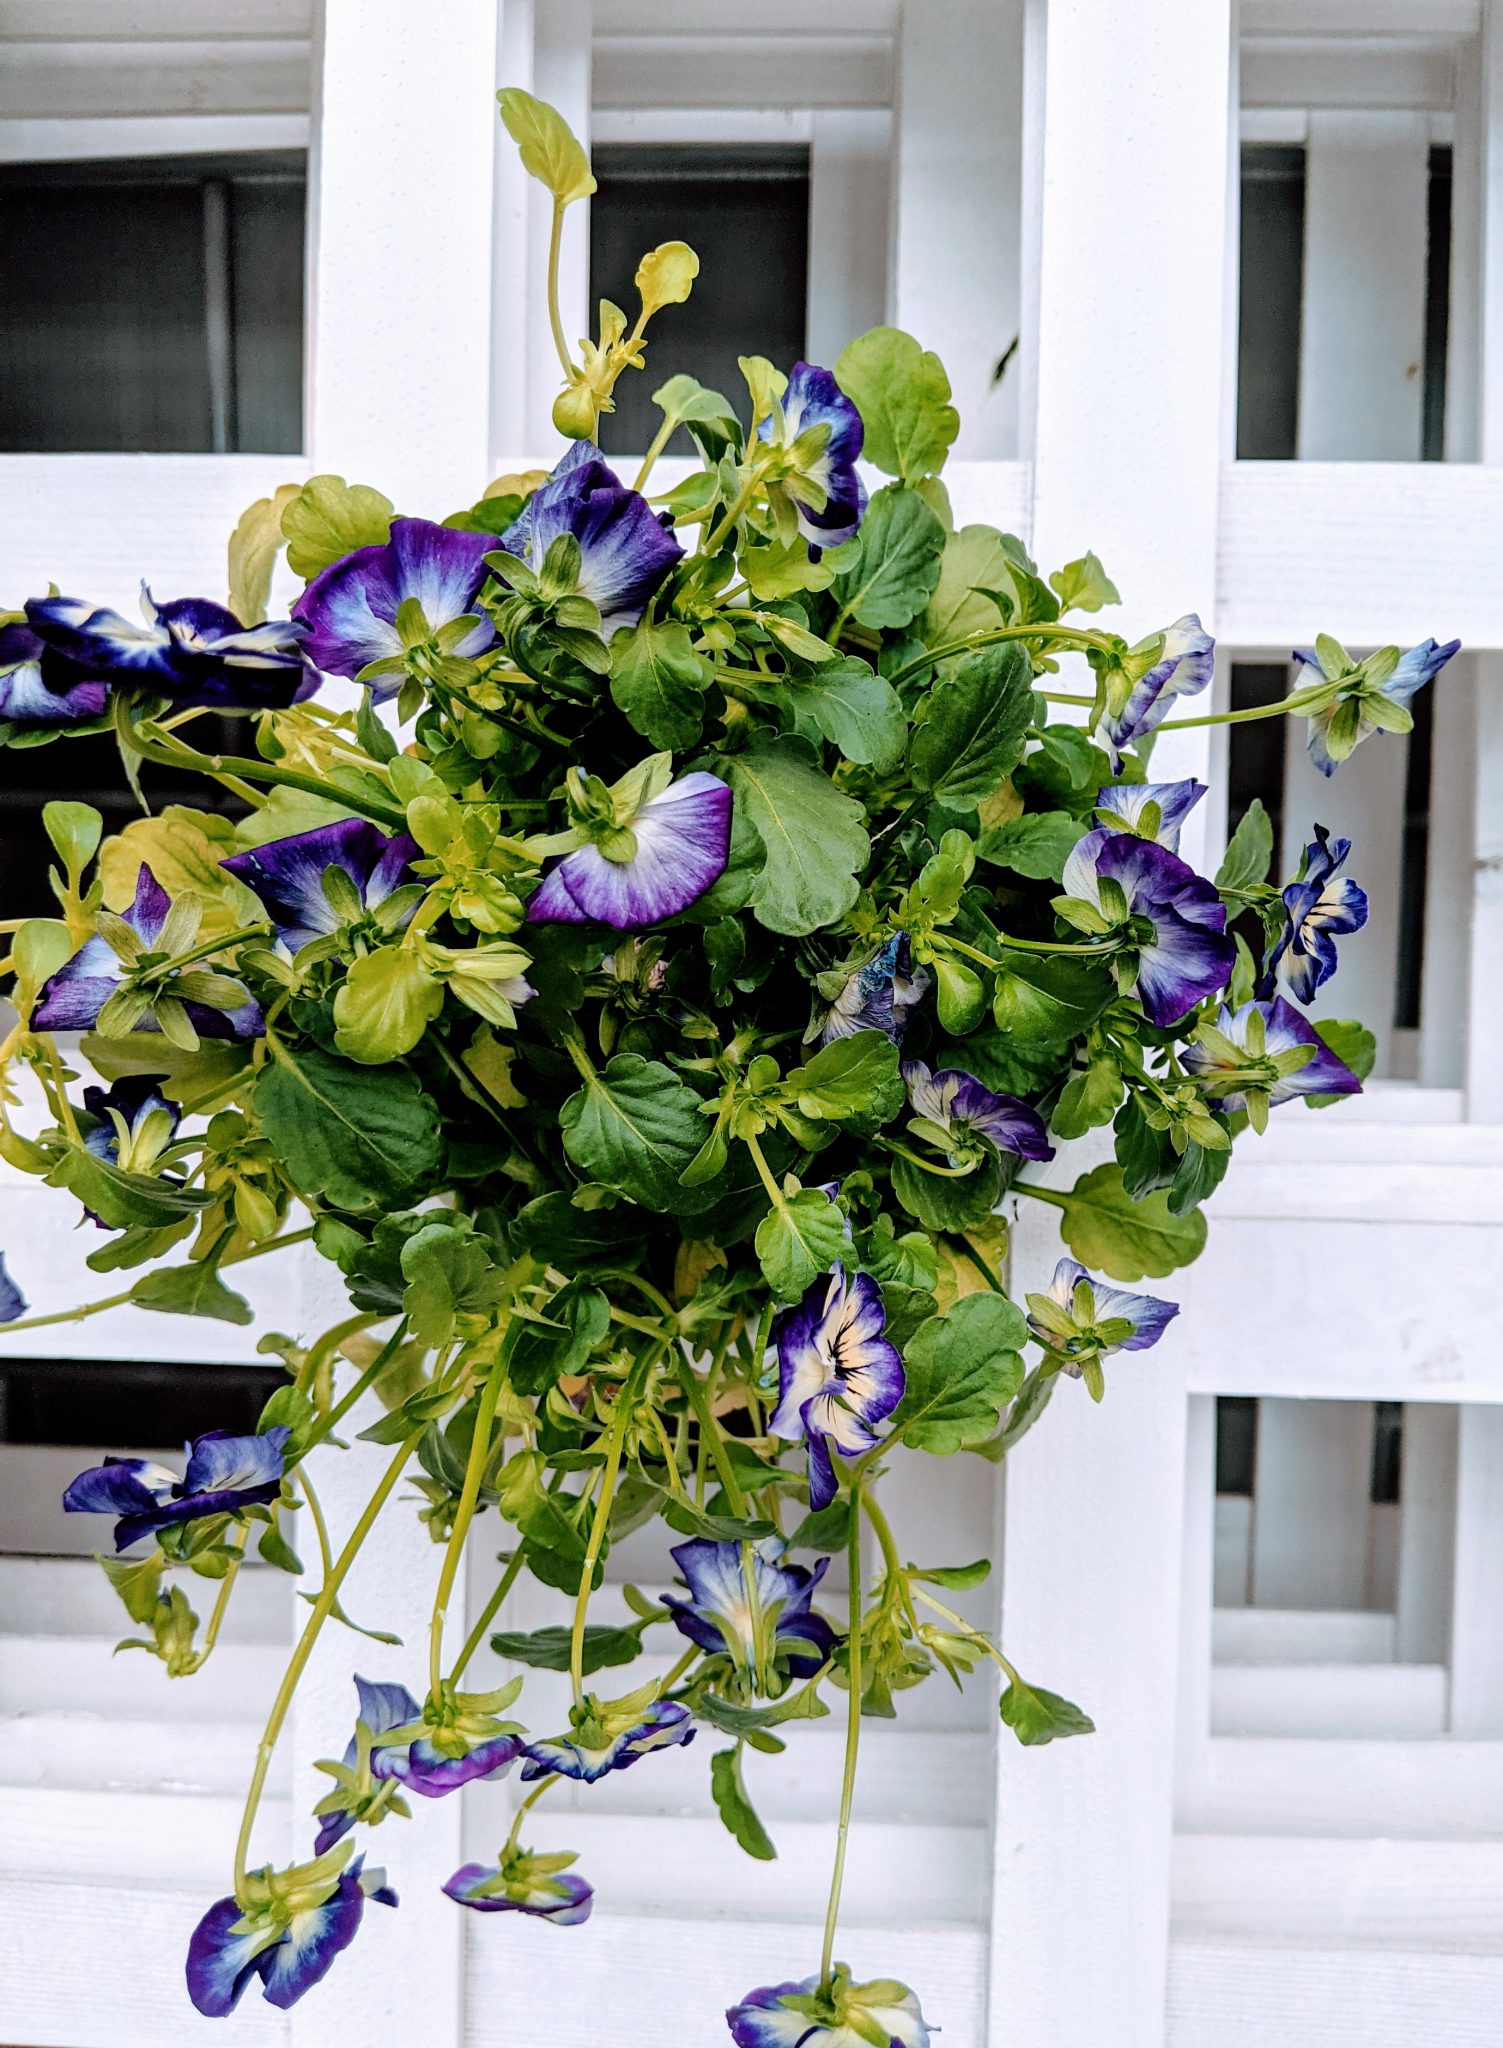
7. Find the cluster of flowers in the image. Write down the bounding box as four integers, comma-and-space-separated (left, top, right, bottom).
0, 89, 1452, 2043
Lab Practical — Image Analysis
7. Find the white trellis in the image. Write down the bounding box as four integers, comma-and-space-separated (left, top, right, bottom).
2, 2, 1503, 2044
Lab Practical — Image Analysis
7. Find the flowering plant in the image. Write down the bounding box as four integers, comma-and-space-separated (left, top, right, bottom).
0, 90, 1451, 2033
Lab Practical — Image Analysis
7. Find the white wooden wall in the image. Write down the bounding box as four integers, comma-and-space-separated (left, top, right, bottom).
3, 2, 1503, 2044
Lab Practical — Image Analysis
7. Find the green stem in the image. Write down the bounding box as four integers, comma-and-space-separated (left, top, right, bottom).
0, 1224, 315, 1336
429, 1351, 507, 1699
674, 1347, 748, 1516
699, 460, 773, 560
743, 1129, 786, 1211
233, 1430, 421, 1894
861, 1490, 919, 1629
297, 1320, 408, 1459
113, 698, 405, 830
911, 1585, 1020, 1686
546, 198, 574, 377
1011, 1179, 1068, 1210
1156, 682, 1331, 733
886, 621, 1117, 690
632, 414, 678, 493
819, 1486, 866, 1993
947, 931, 1112, 966
570, 1366, 646, 1704
451, 1546, 529, 1684
297, 1465, 335, 1579
879, 1138, 977, 1179
184, 1525, 248, 1673
504, 1772, 558, 1856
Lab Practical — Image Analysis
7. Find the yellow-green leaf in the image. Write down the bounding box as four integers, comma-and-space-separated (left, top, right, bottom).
636, 240, 699, 316
497, 87, 596, 205
227, 481, 301, 623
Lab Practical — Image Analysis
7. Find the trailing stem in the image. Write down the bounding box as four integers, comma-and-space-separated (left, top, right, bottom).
819, 1483, 866, 1993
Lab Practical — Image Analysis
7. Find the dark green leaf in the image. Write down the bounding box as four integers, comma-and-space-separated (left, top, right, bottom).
1000, 1675, 1095, 1746
254, 1046, 443, 1214
710, 1745, 778, 1861
768, 657, 907, 772
130, 1262, 253, 1325
828, 484, 946, 630
610, 617, 713, 751
908, 641, 1034, 812
1215, 798, 1274, 891
509, 1281, 611, 1397
895, 1293, 1027, 1453
663, 1499, 777, 1543
45, 1147, 210, 1231
974, 812, 1083, 882
490, 1624, 641, 1674
754, 1189, 852, 1301
1051, 1055, 1122, 1141
560, 1054, 710, 1212
400, 1221, 507, 1347
889, 1150, 1000, 1233
720, 735, 870, 937
833, 326, 959, 479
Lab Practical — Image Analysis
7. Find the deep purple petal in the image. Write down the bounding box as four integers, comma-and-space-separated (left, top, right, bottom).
379, 1732, 524, 1796
185, 1897, 279, 2019
353, 1673, 422, 1736
183, 1427, 290, 1498
0, 624, 109, 727
294, 518, 495, 684
0, 1252, 26, 1324
500, 447, 682, 633
526, 773, 731, 930
62, 1456, 173, 1518
442, 1865, 594, 1923
222, 820, 419, 950
257, 1875, 365, 2010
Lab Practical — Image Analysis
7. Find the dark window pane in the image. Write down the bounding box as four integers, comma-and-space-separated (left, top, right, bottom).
1237, 144, 1306, 460
230, 170, 306, 454
1394, 678, 1434, 1030
589, 144, 809, 457
1423, 145, 1452, 463
1216, 1396, 1259, 1497
1371, 1400, 1404, 1505
0, 1356, 275, 1449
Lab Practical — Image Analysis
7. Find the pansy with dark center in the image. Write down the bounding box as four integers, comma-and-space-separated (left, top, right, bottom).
222, 819, 422, 954
186, 1848, 396, 2017
443, 1849, 594, 1924
1094, 614, 1214, 766
526, 753, 732, 929
0, 618, 109, 732
1260, 824, 1369, 1004
818, 932, 929, 1046
755, 361, 868, 552
1296, 635, 1460, 776
294, 516, 497, 701
727, 1965, 932, 2048
770, 1267, 905, 1512
521, 1688, 695, 1783
0, 1253, 25, 1325
1094, 777, 1206, 853
663, 1537, 839, 1683
81, 1074, 182, 1172
26, 587, 310, 711
900, 1058, 1054, 1167
1183, 995, 1362, 1130
63, 1425, 291, 1551
1026, 1257, 1178, 1399
1059, 829, 1234, 1027
32, 864, 264, 1045
498, 439, 682, 634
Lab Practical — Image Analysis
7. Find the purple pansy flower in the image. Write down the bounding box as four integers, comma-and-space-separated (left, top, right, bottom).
317, 1673, 523, 1810
63, 1426, 291, 1551
1260, 825, 1368, 1005
82, 1074, 181, 1169
294, 518, 496, 701
1060, 830, 1234, 1028
1295, 636, 1460, 776
521, 1693, 696, 1783
1096, 615, 1214, 765
313, 1675, 418, 1854
820, 934, 930, 1046
443, 1853, 594, 1925
770, 1268, 905, 1512
663, 1537, 839, 1680
1026, 1257, 1178, 1373
1095, 778, 1206, 853
32, 864, 264, 1040
499, 440, 682, 635
1182, 995, 1363, 1112
526, 769, 732, 930
727, 1968, 932, 2048
756, 362, 868, 551
186, 1853, 396, 2018
221, 819, 421, 952
901, 1058, 1054, 1164
0, 1253, 25, 1323
0, 619, 109, 729
26, 588, 310, 710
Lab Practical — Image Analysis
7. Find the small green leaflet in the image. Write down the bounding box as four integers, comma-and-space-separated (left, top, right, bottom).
999, 1675, 1096, 1746
974, 812, 1083, 882
508, 1280, 611, 1397
828, 484, 946, 631
1216, 798, 1274, 891
921, 525, 1014, 646
1055, 1162, 1208, 1280
908, 640, 1034, 812
710, 1745, 777, 1862
783, 1029, 904, 1130
560, 1054, 709, 1212
280, 474, 393, 580
130, 1262, 253, 1326
45, 1147, 211, 1232
895, 1293, 1028, 1453
399, 1221, 507, 1347
1307, 1019, 1376, 1107
767, 657, 907, 773
720, 736, 870, 937
496, 87, 596, 205
1048, 552, 1120, 615
755, 1188, 852, 1301
610, 617, 713, 752
834, 326, 960, 480
663, 1499, 777, 1543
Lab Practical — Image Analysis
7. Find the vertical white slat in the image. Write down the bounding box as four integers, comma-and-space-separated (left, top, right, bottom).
1481, 0, 1503, 466
490, 0, 537, 463
1465, 656, 1503, 1119
1220, 7, 1242, 464
1296, 110, 1431, 463
1394, 1401, 1459, 1665
1447, 31, 1484, 461
1249, 1399, 1375, 1612
891, 0, 1025, 460
1175, 1396, 1218, 1822
990, 4, 1233, 2037
526, 0, 593, 454
807, 108, 894, 367
1418, 661, 1476, 1089
1449, 1405, 1503, 1733
305, 0, 499, 514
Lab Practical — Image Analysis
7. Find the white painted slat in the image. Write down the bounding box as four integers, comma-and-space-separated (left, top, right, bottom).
1212, 1606, 1397, 1663
1465, 656, 1503, 1119
0, 1, 312, 35
1395, 1402, 1459, 1662
0, 1782, 289, 1884
1241, 1, 1479, 30
0, 113, 311, 161
1210, 1661, 1448, 1736
1241, 37, 1460, 111
0, 1551, 291, 1639
807, 109, 893, 368
1249, 1400, 1376, 1610
591, 0, 900, 28
0, 1711, 289, 1797
0, 1635, 281, 1720
0, 41, 312, 120
1450, 1403, 1503, 1732
1169, 1941, 1503, 2048
591, 35, 895, 110
1179, 1734, 1503, 1836
1419, 662, 1476, 1089
1174, 1833, 1503, 1945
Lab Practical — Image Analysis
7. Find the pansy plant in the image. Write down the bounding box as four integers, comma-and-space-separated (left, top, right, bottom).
0, 86, 1425, 2041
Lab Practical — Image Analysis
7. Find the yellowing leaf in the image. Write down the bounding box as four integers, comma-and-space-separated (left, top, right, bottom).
100, 809, 261, 937
227, 481, 301, 624
636, 241, 699, 316
281, 475, 393, 581
497, 87, 596, 206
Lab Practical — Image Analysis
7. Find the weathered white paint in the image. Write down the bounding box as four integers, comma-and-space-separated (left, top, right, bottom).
1449, 1403, 1503, 1732
1249, 1399, 1377, 1610
1395, 1400, 1459, 1662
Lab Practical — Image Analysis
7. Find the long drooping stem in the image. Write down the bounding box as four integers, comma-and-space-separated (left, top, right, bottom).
569, 1356, 655, 1704
450, 1545, 529, 1684
113, 699, 406, 830
233, 1429, 422, 1895
0, 1224, 315, 1337
819, 1485, 866, 1993
429, 1352, 507, 1700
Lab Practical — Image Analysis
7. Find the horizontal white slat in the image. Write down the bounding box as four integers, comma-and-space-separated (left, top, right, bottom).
0, 0, 312, 35
1171, 1943, 1503, 2046
0, 1634, 281, 1720
1180, 1736, 1503, 1838
1173, 1833, 1503, 1948
1240, 0, 1479, 30
465, 1912, 985, 2048
592, 0, 901, 30
592, 34, 895, 111
0, 111, 310, 161
0, 40, 311, 120
0, 1550, 291, 1639
1212, 1606, 1397, 1665
0, 1709, 288, 1798
1210, 1662, 1447, 1737
1240, 36, 1460, 111
1217, 462, 1503, 653
0, 1782, 287, 1883
0, 1875, 287, 2047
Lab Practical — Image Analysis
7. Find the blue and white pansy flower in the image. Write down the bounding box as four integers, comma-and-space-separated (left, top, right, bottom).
313, 1675, 418, 1855
901, 1058, 1054, 1166
0, 1253, 25, 1324
499, 439, 683, 635
1060, 830, 1234, 1027
663, 1537, 839, 1682
443, 1850, 594, 1925
727, 1967, 932, 2048
1026, 1257, 1178, 1399
1094, 777, 1206, 854
819, 933, 929, 1046
526, 754, 732, 929
755, 361, 868, 552
1295, 635, 1460, 776
81, 1074, 181, 1172
770, 1268, 905, 1512
1260, 825, 1368, 1004
63, 1426, 292, 1551
314, 1670, 524, 1832
1094, 615, 1214, 766
26, 588, 310, 710
521, 1688, 695, 1784
0, 618, 109, 731
294, 517, 497, 698
186, 1848, 396, 2017
1183, 995, 1362, 1129
222, 819, 422, 953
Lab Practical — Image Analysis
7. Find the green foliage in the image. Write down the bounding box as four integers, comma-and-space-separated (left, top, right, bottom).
560, 1054, 709, 1212
1216, 798, 1275, 891
834, 326, 960, 480
710, 1745, 778, 1861
280, 474, 393, 580
1308, 1019, 1377, 1106
908, 641, 1035, 812
999, 1675, 1096, 1746
755, 1188, 853, 1301
1054, 1163, 1209, 1280
497, 87, 596, 205
610, 618, 714, 751
896, 1294, 1027, 1453
491, 1624, 641, 1673
333, 948, 443, 1063
130, 1261, 254, 1325
974, 811, 1083, 882
720, 736, 869, 936
254, 1046, 443, 1214
828, 485, 946, 630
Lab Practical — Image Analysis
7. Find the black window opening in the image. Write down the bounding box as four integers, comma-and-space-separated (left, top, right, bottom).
0, 152, 307, 455
1215, 1397, 1406, 1508
588, 144, 811, 458
0, 1356, 275, 1450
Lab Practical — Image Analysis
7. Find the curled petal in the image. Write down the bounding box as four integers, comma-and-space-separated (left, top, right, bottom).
527, 772, 732, 930
294, 518, 496, 692
223, 819, 420, 951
